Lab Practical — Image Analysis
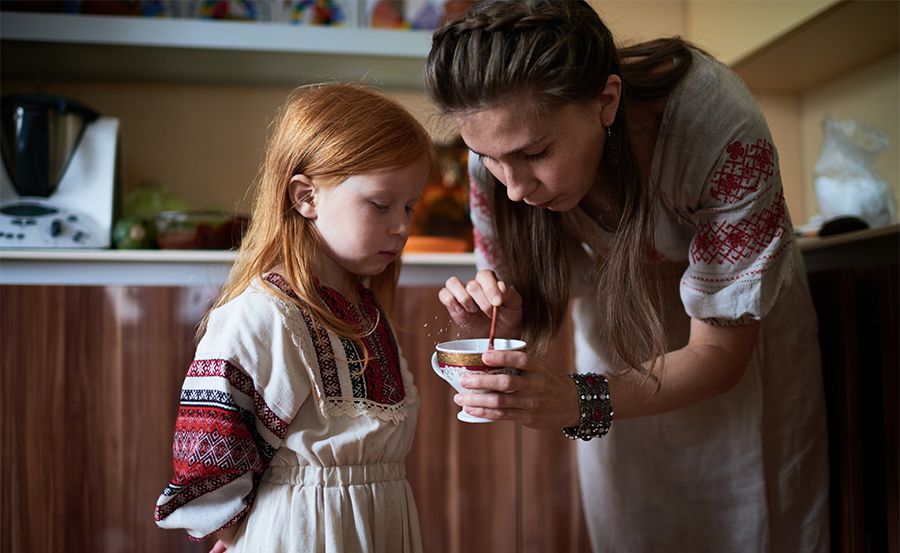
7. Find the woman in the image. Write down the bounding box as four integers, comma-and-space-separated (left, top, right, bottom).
426, 1, 829, 551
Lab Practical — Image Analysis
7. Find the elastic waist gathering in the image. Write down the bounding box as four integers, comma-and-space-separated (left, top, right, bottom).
262, 462, 406, 487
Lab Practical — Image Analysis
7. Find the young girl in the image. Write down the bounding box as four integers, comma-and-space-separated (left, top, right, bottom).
154, 83, 433, 553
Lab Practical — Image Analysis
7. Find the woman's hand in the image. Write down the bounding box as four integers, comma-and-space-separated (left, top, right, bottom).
453, 349, 581, 429
209, 541, 227, 553
438, 269, 523, 339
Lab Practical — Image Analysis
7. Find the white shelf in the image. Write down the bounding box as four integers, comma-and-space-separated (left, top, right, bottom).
0, 249, 476, 287
0, 12, 432, 88
731, 0, 899, 92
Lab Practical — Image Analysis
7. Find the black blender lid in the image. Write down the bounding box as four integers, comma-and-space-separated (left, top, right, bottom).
1, 95, 100, 121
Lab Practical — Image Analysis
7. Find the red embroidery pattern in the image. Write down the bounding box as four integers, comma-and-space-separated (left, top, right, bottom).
156, 358, 288, 523
316, 284, 405, 406
473, 227, 501, 269
264, 273, 406, 406
691, 191, 788, 265
710, 139, 776, 204
469, 180, 491, 216
642, 242, 668, 263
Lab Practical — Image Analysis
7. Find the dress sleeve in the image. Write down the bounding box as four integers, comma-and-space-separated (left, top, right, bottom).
468, 152, 506, 273
154, 289, 309, 540
680, 134, 797, 326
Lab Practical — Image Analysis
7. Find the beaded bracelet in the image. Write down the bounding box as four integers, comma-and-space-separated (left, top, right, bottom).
562, 373, 614, 441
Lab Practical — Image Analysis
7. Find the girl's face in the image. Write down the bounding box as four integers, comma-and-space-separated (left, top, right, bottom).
307, 153, 431, 286
457, 97, 609, 212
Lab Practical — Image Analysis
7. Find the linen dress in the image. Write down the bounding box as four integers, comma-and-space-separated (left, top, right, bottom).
469, 49, 829, 552
155, 273, 423, 553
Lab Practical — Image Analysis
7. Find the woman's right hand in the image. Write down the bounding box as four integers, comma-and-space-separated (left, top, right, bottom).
438, 269, 523, 339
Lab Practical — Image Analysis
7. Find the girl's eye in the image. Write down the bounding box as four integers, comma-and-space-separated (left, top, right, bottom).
371, 202, 389, 212
405, 204, 416, 215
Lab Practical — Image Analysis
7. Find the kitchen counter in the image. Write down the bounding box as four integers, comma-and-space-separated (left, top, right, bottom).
797, 223, 899, 272
0, 249, 477, 286
1, 223, 896, 286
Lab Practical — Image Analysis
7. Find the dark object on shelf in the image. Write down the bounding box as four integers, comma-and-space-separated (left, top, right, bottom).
155, 211, 249, 250
412, 136, 473, 250
819, 216, 869, 237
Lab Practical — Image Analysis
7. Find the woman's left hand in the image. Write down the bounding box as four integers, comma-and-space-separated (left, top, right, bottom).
454, 349, 581, 429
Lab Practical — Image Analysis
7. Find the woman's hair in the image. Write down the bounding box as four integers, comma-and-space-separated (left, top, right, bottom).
426, 0, 693, 375
198, 83, 433, 344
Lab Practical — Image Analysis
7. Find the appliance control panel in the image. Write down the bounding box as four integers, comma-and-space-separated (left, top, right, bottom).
0, 199, 108, 248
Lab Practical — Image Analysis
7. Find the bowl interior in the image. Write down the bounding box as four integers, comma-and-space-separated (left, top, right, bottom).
435, 338, 526, 354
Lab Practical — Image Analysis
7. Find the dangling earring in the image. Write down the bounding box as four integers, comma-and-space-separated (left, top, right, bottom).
605, 125, 621, 166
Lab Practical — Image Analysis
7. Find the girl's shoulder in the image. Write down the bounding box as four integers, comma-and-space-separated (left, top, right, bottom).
203, 278, 290, 345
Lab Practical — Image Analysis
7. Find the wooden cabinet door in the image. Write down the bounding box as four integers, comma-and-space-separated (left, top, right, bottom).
0, 285, 216, 553
1, 284, 591, 553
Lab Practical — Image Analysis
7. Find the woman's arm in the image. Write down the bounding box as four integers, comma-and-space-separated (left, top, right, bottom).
453, 318, 759, 428
606, 318, 759, 419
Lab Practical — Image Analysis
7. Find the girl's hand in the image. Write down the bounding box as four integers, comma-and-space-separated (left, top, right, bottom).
453, 349, 581, 429
438, 269, 523, 339
209, 525, 237, 553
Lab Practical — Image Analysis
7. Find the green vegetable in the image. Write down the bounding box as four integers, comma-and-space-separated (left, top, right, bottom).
113, 217, 157, 249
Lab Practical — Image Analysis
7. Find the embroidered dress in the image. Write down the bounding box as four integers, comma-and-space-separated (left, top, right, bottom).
470, 49, 828, 552
155, 274, 423, 553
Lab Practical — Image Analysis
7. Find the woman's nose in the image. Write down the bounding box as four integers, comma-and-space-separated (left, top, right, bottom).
500, 164, 531, 202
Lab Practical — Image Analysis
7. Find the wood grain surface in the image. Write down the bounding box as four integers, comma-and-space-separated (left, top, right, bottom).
1, 284, 590, 553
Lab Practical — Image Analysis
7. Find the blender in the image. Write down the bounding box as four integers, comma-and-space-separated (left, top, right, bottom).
0, 95, 119, 248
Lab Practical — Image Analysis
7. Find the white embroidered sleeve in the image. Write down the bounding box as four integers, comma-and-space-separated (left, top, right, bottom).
680, 135, 796, 325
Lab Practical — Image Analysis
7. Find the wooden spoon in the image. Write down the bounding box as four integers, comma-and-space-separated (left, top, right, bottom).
488, 305, 498, 351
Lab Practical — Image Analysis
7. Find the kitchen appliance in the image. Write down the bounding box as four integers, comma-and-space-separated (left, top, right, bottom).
0, 95, 118, 248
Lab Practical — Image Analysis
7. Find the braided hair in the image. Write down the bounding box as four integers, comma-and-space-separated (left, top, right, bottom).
427, 0, 615, 111
426, 0, 693, 374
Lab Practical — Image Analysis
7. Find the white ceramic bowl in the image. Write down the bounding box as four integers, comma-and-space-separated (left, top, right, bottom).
431, 338, 526, 423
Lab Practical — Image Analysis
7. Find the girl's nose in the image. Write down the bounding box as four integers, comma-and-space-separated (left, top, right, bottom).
391, 211, 412, 237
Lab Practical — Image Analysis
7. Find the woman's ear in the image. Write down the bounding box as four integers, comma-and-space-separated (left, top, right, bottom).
289, 174, 317, 219
597, 74, 622, 128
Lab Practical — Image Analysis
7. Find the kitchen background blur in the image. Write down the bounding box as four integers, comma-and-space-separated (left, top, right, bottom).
0, 1, 897, 553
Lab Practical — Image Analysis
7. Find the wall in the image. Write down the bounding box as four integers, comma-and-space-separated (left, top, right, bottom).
588, 0, 685, 44
684, 0, 836, 64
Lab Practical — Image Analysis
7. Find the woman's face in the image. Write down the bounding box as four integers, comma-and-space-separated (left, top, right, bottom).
457, 97, 607, 212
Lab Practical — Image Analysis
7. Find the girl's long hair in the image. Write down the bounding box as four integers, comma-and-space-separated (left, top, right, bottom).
198, 83, 433, 344
425, 0, 693, 374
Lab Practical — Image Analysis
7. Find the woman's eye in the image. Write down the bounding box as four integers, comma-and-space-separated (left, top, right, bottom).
524, 149, 547, 161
